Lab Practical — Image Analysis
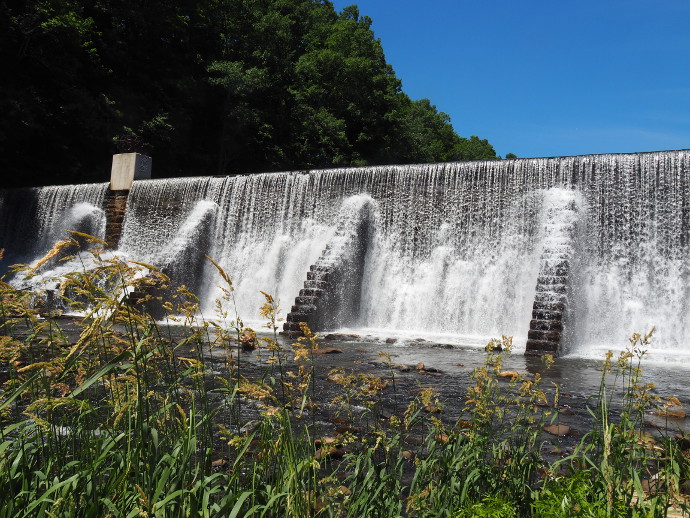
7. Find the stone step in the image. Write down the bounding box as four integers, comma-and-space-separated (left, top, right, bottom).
287, 312, 314, 323
536, 275, 568, 286
533, 295, 566, 307
292, 304, 317, 313
524, 339, 559, 355
542, 258, 569, 269
307, 270, 330, 282
532, 308, 563, 321
304, 280, 328, 290
529, 319, 563, 332
535, 284, 567, 294
310, 262, 336, 271
296, 295, 319, 305
299, 288, 324, 298
282, 321, 299, 331
540, 265, 569, 277
280, 322, 304, 336
540, 250, 572, 260
527, 329, 562, 342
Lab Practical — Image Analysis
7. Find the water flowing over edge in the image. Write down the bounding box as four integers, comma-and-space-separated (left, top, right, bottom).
2, 151, 688, 361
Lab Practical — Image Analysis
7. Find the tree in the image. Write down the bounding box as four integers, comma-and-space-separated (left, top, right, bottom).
0, 0, 502, 187
1, 0, 114, 185
449, 136, 498, 162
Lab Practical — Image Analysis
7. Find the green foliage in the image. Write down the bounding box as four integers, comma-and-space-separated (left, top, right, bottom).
452, 497, 518, 518
2, 0, 498, 187
533, 471, 637, 518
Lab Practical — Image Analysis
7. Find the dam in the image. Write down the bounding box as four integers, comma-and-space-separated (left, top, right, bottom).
1, 150, 688, 358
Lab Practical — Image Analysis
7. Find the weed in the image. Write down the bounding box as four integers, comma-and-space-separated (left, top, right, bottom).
0, 239, 688, 517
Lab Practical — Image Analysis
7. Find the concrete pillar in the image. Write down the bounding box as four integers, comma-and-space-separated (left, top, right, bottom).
109, 153, 152, 190
105, 153, 151, 248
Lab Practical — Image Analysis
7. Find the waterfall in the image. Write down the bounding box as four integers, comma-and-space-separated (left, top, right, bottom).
2, 150, 688, 358
571, 153, 690, 357
0, 183, 108, 269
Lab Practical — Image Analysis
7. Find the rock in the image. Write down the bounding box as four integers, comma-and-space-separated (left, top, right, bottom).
378, 410, 393, 420
642, 474, 665, 494
314, 347, 344, 355
398, 364, 411, 372
498, 370, 519, 379
327, 373, 347, 384
543, 424, 570, 436
324, 333, 360, 341
424, 406, 442, 414
240, 330, 257, 350
651, 409, 686, 419
680, 479, 690, 496
675, 434, 690, 450
211, 458, 228, 471
401, 450, 415, 461
434, 433, 449, 443
405, 435, 424, 446
558, 407, 575, 416
415, 362, 425, 371
385, 337, 397, 344
538, 466, 552, 480
644, 418, 664, 430
413, 338, 428, 343
315, 446, 345, 460
331, 417, 349, 425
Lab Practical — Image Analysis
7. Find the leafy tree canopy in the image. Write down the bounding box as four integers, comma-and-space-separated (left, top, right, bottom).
1, 0, 499, 187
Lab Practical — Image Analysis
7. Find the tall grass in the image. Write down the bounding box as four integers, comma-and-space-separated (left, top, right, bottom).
0, 240, 688, 517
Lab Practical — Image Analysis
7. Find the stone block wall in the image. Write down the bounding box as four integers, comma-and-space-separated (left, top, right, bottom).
525, 193, 579, 356
282, 199, 373, 337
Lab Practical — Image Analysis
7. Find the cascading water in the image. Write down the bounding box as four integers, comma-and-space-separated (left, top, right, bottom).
0, 183, 108, 270
2, 151, 688, 359
571, 152, 690, 358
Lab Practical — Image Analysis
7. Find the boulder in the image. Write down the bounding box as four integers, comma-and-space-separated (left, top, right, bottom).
314, 347, 343, 355
543, 424, 570, 436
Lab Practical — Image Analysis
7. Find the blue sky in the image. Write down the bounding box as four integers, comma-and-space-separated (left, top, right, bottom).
331, 0, 690, 159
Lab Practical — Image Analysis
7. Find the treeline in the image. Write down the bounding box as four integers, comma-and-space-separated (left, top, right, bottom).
1, 0, 501, 187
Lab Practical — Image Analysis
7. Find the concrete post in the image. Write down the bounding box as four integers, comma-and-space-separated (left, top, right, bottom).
109, 153, 152, 190
105, 153, 151, 248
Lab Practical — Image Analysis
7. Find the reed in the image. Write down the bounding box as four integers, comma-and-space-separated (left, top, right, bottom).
0, 240, 688, 517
